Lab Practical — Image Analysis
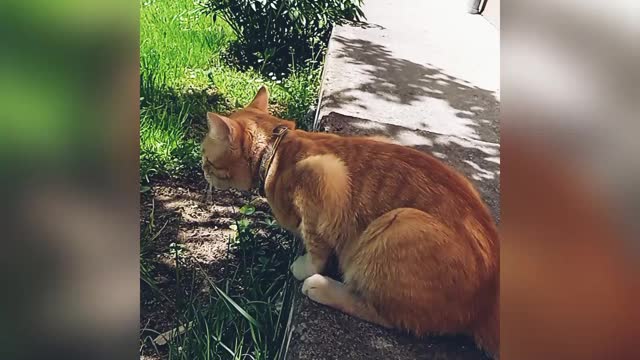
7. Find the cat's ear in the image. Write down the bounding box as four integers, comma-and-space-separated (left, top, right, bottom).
207, 112, 231, 141
247, 86, 269, 112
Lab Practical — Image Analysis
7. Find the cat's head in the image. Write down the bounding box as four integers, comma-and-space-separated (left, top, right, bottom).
201, 86, 295, 191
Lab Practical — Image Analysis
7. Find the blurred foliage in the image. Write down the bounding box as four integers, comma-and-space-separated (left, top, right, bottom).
0, 0, 138, 178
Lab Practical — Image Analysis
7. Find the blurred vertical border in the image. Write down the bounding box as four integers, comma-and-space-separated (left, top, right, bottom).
502, 0, 639, 359
0, 0, 139, 359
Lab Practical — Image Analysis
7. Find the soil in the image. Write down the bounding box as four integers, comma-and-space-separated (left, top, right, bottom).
139, 176, 275, 358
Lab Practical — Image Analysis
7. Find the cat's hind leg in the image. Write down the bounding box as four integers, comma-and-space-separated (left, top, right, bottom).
341, 208, 485, 336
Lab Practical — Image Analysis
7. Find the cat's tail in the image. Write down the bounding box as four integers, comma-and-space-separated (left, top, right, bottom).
472, 275, 499, 358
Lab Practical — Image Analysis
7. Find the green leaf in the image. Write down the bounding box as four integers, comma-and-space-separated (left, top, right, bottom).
238, 218, 250, 228
239, 204, 256, 216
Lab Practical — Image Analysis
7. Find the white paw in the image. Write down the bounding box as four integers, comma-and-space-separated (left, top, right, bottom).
302, 274, 335, 305
290, 254, 315, 281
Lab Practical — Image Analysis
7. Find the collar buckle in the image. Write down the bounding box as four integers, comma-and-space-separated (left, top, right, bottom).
272, 125, 289, 137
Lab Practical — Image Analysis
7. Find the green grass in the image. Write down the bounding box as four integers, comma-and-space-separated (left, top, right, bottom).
140, 104, 201, 182
166, 211, 296, 360
140, 0, 321, 358
140, 0, 322, 182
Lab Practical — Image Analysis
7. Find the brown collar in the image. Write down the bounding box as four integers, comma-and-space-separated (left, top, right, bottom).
257, 125, 289, 197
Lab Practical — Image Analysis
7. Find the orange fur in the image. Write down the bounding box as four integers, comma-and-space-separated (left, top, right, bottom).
201, 87, 499, 357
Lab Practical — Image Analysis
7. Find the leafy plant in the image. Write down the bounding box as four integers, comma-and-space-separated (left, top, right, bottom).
201, 0, 365, 72
169, 242, 188, 259
230, 203, 260, 254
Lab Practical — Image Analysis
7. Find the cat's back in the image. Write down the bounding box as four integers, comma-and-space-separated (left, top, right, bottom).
301, 132, 476, 200
291, 131, 480, 211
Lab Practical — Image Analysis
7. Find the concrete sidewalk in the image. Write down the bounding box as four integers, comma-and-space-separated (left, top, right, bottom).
284, 0, 499, 359
316, 0, 500, 141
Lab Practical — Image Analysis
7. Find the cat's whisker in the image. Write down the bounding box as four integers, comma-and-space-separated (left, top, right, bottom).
204, 183, 213, 203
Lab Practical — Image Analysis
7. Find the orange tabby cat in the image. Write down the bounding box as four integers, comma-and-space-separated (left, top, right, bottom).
201, 87, 499, 356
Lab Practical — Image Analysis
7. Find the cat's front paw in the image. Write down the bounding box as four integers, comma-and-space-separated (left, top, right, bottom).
290, 254, 315, 280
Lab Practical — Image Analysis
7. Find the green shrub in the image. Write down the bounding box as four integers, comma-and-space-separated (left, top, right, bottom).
201, 0, 364, 72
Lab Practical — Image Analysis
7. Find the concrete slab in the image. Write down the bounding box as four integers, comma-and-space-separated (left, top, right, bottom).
315, 0, 500, 144
285, 0, 499, 359
482, 0, 501, 29
285, 292, 490, 360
